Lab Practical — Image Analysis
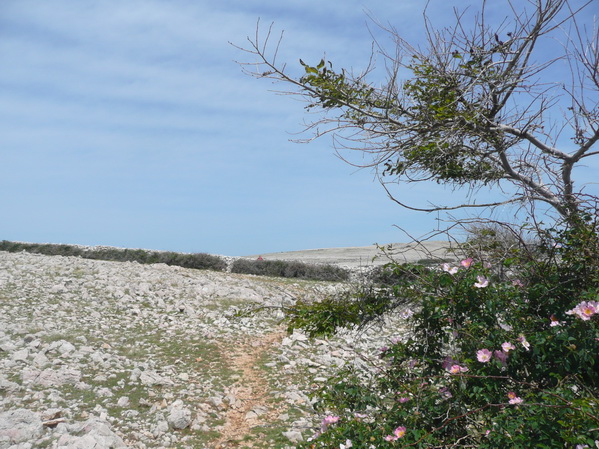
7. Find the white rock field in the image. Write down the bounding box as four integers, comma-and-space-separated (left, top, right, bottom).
0, 251, 408, 448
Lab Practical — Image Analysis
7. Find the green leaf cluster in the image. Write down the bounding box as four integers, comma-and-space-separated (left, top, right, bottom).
289, 227, 599, 448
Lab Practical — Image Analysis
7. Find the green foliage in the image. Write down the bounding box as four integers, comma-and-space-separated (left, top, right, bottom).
230, 258, 349, 282
286, 263, 430, 337
0, 240, 227, 271
299, 59, 384, 112
0, 240, 352, 282
286, 287, 393, 338
290, 228, 599, 448
297, 52, 507, 187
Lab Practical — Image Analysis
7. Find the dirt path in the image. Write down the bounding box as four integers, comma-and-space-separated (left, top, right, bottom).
212, 330, 287, 448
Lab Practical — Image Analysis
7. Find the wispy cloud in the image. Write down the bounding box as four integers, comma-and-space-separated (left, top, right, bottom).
1, 0, 596, 255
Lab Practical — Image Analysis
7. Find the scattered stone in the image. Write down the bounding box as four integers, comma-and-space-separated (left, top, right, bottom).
0, 376, 20, 393
0, 250, 407, 448
12, 349, 29, 362
55, 417, 126, 448
0, 409, 43, 446
167, 401, 192, 430
21, 367, 81, 387
283, 430, 304, 443
139, 370, 173, 387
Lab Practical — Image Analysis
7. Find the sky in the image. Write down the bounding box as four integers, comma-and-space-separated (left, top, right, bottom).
1, 0, 597, 256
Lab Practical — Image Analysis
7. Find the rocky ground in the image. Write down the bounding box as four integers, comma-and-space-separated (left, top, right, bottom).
0, 250, 411, 449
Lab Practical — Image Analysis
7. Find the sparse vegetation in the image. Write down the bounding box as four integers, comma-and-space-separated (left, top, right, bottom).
0, 240, 354, 281
231, 258, 349, 282
0, 240, 227, 271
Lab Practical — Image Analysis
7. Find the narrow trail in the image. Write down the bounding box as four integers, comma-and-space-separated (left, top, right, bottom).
212, 329, 287, 448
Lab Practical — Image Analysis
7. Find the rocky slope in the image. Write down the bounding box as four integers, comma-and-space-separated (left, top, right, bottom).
0, 251, 408, 449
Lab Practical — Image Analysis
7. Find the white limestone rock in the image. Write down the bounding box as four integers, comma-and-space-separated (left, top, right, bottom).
0, 409, 43, 447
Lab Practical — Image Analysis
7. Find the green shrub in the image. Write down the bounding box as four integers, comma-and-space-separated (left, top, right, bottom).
0, 240, 226, 272
230, 258, 349, 281
290, 225, 599, 448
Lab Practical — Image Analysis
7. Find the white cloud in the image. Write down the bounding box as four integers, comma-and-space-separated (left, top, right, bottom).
1, 0, 596, 254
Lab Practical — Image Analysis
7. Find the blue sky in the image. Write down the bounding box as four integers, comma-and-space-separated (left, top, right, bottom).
1, 1, 597, 256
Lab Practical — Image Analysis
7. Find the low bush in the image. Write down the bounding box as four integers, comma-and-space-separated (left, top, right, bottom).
230, 258, 349, 282
0, 240, 226, 272
289, 223, 599, 448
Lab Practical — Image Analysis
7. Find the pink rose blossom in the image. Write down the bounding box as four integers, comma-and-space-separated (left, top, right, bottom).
322, 415, 340, 425
442, 263, 459, 274
442, 356, 456, 370
517, 335, 530, 350
439, 387, 453, 399
566, 301, 599, 321
397, 391, 410, 404
474, 275, 489, 288
501, 342, 515, 353
476, 349, 492, 362
494, 350, 508, 365
320, 415, 340, 432
460, 258, 473, 268
507, 391, 523, 405
549, 315, 563, 327
448, 364, 468, 374
385, 426, 407, 441
400, 309, 414, 319
394, 426, 406, 438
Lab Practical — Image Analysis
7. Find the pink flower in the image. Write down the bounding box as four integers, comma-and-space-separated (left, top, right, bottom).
448, 364, 468, 374
442, 356, 456, 370
394, 426, 406, 438
322, 415, 339, 426
398, 396, 410, 403
476, 349, 492, 362
400, 309, 414, 319
340, 439, 353, 449
549, 315, 563, 327
566, 301, 599, 321
439, 387, 452, 399
494, 350, 508, 365
517, 335, 530, 351
442, 263, 459, 274
501, 342, 515, 353
460, 258, 473, 268
320, 415, 340, 432
512, 279, 525, 288
385, 426, 407, 441
474, 275, 489, 288
507, 391, 523, 405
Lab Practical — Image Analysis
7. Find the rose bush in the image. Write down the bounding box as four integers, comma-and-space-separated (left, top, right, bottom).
291, 224, 599, 448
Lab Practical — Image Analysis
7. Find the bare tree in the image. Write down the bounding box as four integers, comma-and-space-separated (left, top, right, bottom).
235, 0, 598, 228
